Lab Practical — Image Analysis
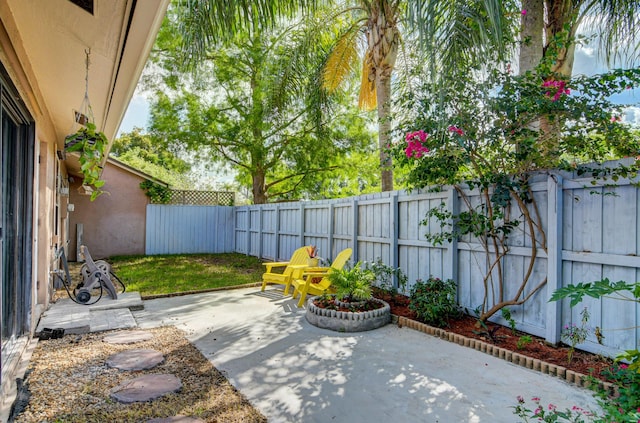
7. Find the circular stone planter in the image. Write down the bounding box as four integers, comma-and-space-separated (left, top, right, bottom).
305, 296, 391, 332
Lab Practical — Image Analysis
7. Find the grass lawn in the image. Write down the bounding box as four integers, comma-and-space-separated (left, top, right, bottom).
108, 253, 264, 297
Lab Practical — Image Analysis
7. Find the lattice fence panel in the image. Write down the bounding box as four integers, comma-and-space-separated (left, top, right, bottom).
154, 190, 235, 206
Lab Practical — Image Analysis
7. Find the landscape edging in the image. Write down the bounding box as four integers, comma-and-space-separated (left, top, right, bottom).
394, 315, 615, 394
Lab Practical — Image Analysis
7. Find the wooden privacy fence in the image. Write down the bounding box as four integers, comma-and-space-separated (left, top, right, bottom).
233, 168, 640, 359
145, 160, 640, 359
145, 205, 234, 255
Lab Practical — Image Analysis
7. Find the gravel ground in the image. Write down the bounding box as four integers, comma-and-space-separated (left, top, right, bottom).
13, 326, 266, 423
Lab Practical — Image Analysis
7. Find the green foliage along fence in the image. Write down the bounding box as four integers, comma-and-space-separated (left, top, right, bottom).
232, 158, 640, 360
145, 158, 640, 359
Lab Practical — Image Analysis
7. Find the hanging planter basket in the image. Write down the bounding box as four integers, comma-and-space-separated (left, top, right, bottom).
64, 49, 108, 201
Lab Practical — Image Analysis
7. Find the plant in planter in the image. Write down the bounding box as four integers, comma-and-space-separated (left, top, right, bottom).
65, 122, 107, 200
330, 262, 375, 304
306, 262, 391, 332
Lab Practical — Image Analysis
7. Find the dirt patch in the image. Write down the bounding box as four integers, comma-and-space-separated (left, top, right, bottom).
13, 326, 266, 423
373, 289, 615, 382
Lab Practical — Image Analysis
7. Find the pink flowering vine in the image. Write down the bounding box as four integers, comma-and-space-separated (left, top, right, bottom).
521, 9, 527, 15
448, 125, 464, 136
542, 79, 570, 101
405, 130, 430, 158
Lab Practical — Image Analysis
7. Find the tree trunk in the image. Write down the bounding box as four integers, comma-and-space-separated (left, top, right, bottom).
252, 169, 267, 204
376, 73, 393, 191
367, 2, 399, 192
518, 0, 544, 74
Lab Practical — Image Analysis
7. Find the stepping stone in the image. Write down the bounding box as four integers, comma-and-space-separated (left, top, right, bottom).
106, 349, 164, 371
147, 416, 204, 423
110, 374, 181, 403
103, 330, 153, 344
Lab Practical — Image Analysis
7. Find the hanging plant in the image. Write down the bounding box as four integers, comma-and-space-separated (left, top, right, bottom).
65, 122, 107, 200
64, 48, 108, 201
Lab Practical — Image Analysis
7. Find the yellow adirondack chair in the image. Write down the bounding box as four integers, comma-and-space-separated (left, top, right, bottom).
291, 248, 353, 307
261, 246, 312, 294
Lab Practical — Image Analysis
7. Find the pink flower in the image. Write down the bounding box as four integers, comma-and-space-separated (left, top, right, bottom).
404, 131, 430, 159
517, 395, 524, 403
521, 9, 527, 15
542, 79, 570, 101
448, 125, 464, 136
531, 397, 540, 402
548, 404, 556, 411
610, 115, 621, 122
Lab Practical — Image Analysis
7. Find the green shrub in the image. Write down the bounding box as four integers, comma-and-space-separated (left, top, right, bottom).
329, 262, 376, 302
409, 277, 460, 327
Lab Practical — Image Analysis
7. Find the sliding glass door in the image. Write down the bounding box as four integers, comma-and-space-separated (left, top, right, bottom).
0, 65, 34, 379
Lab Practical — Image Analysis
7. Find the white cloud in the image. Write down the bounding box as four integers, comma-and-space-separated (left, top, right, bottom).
623, 106, 640, 126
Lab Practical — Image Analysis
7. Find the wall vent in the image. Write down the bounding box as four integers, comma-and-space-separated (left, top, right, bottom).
68, 0, 94, 15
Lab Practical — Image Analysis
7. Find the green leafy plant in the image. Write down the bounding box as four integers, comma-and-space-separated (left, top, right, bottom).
328, 262, 376, 302
516, 335, 532, 350
594, 362, 640, 421
540, 278, 640, 423
561, 307, 590, 364
472, 318, 504, 343
363, 258, 408, 296
551, 278, 640, 373
64, 122, 108, 200
140, 180, 173, 204
513, 396, 598, 422
409, 277, 460, 328
501, 307, 517, 335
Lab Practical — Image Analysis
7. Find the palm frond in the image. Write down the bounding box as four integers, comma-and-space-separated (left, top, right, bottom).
177, 0, 320, 68
358, 51, 377, 111
323, 28, 360, 92
581, 0, 640, 67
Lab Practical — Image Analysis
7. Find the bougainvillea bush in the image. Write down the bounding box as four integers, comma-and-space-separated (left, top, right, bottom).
390, 61, 640, 324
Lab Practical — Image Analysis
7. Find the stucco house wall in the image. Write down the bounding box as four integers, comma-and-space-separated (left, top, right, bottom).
68, 159, 155, 260
0, 0, 169, 415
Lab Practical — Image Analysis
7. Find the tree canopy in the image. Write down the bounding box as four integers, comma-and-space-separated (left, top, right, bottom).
147, 6, 376, 203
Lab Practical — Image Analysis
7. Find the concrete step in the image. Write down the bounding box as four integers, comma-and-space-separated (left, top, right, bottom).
36, 292, 143, 335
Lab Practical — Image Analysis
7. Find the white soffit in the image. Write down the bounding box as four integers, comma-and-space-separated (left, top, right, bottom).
4, 0, 168, 146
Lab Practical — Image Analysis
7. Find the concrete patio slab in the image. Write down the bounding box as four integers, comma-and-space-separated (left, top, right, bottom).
132, 287, 600, 423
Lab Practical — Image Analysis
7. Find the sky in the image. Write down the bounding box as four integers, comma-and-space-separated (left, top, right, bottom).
117, 41, 640, 137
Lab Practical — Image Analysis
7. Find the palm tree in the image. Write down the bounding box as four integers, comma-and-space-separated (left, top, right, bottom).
517, 0, 640, 159
178, 0, 512, 194
519, 0, 640, 76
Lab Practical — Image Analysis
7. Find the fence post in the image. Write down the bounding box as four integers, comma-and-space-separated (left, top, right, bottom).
246, 207, 251, 257
391, 192, 399, 288
546, 173, 564, 345
300, 202, 306, 247
274, 204, 280, 260
257, 205, 263, 259
445, 187, 459, 284
328, 202, 335, 258
352, 198, 359, 261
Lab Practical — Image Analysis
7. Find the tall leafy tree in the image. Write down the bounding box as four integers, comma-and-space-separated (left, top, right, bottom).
111, 128, 192, 188
149, 8, 373, 203
178, 0, 513, 192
